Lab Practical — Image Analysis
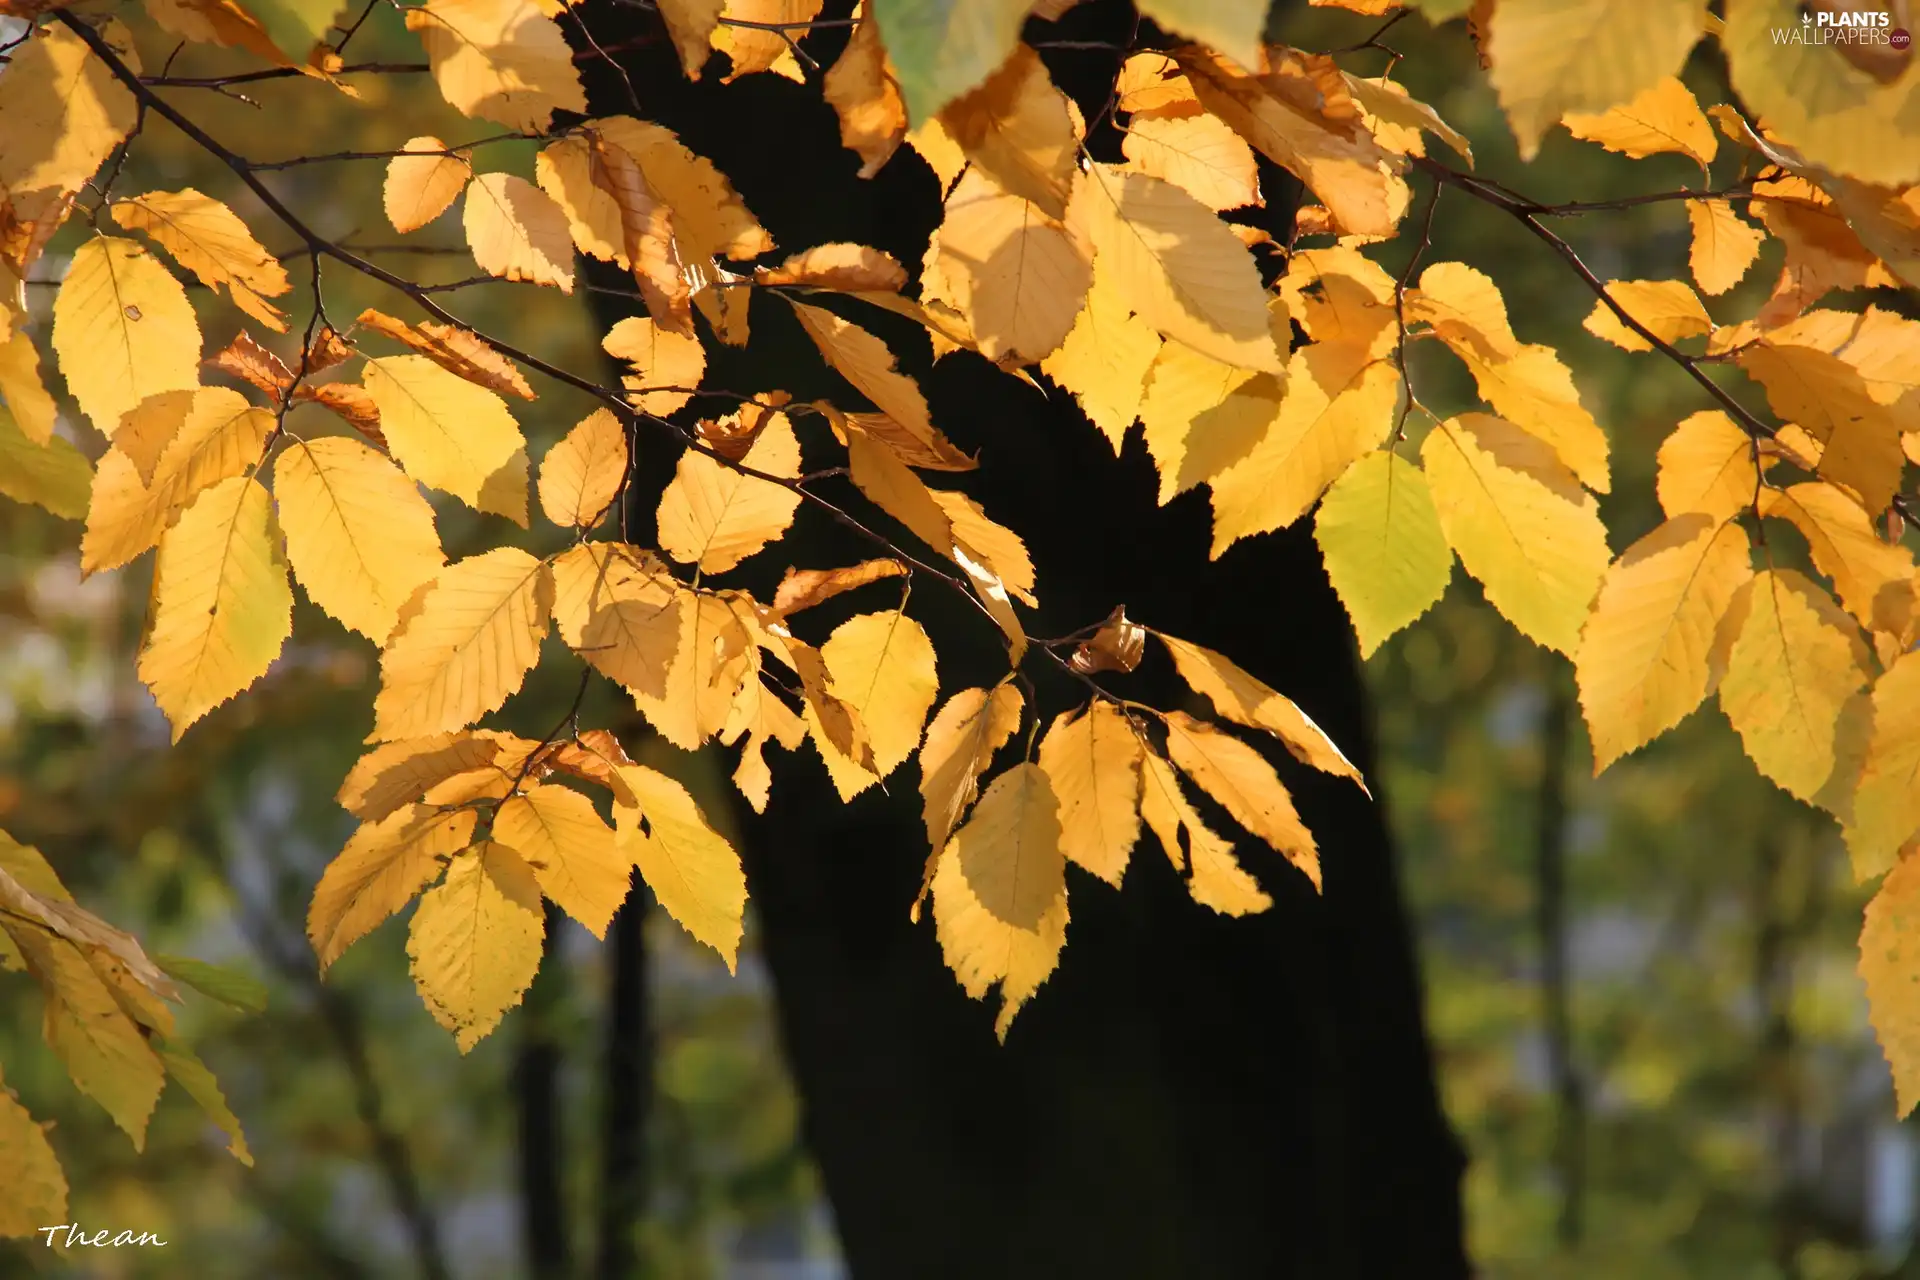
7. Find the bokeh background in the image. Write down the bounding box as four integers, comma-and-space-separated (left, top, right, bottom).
2, 2, 1915, 1276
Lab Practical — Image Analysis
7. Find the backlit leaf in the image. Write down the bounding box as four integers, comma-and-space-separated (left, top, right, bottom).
824, 11, 909, 175
1313, 450, 1454, 657
495, 785, 629, 938
603, 315, 706, 416
0, 327, 59, 445
1582, 279, 1713, 351
1561, 75, 1716, 166
0, 405, 91, 520
920, 168, 1090, 363
385, 137, 471, 234
407, 0, 587, 132
1847, 652, 1920, 880
362, 355, 530, 525
309, 805, 478, 970
51, 237, 201, 438
464, 172, 574, 292
1039, 254, 1162, 451
111, 188, 290, 331
354, 309, 534, 400
1861, 853, 1920, 1115
938, 44, 1077, 218
1687, 199, 1766, 296
407, 841, 545, 1051
1136, 338, 1284, 507
816, 609, 939, 796
0, 1081, 66, 1234
1164, 710, 1319, 890
1137, 747, 1271, 916
613, 764, 747, 970
1656, 410, 1762, 521
538, 409, 628, 529
656, 414, 803, 572
1036, 700, 1142, 887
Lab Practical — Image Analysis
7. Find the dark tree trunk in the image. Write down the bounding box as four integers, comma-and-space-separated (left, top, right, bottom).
570, 4, 1469, 1274
516, 900, 571, 1280
595, 874, 653, 1279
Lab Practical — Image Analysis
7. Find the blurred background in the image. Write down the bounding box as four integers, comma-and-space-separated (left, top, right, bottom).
3, 2, 1916, 1277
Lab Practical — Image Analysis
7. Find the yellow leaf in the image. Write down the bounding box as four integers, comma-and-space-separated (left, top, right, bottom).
51, 237, 201, 438
1582, 278, 1713, 351
1722, 0, 1920, 187
1278, 246, 1395, 366
1036, 700, 1142, 887
1738, 341, 1906, 514
1487, 0, 1707, 160
275, 436, 445, 643
1313, 450, 1454, 657
591, 115, 774, 263
1410, 262, 1611, 493
109, 390, 192, 484
845, 429, 955, 553
0, 22, 138, 215
136, 475, 291, 740
0, 328, 58, 445
1079, 165, 1281, 373
1341, 73, 1475, 166
0, 1080, 66, 1235
154, 1039, 251, 1166
1687, 199, 1766, 296
384, 137, 471, 234
550, 541, 682, 697
817, 609, 939, 794
354, 308, 533, 400
406, 0, 586, 132
538, 409, 628, 529
930, 488, 1035, 604
463, 172, 574, 292
930, 761, 1067, 1039
361, 355, 529, 525
586, 130, 692, 335
602, 315, 706, 416
656, 0, 725, 76
1137, 746, 1271, 916
1136, 339, 1283, 505
823, 12, 908, 176
1848, 652, 1920, 878
337, 733, 504, 820
919, 168, 1090, 363
495, 785, 629, 938
1156, 631, 1368, 791
938, 44, 1077, 218
773, 559, 907, 615
712, 0, 821, 81
1720, 568, 1872, 817
308, 805, 477, 970
12, 932, 164, 1147
407, 841, 545, 1051
372, 547, 553, 740
656, 415, 803, 572
81, 387, 272, 575
612, 764, 747, 970
1175, 45, 1409, 240
111, 188, 290, 331
1656, 410, 1762, 521
758, 243, 907, 291
1575, 514, 1753, 770
1760, 483, 1918, 640
1861, 852, 1920, 1115
788, 298, 938, 436
1207, 348, 1399, 553
1039, 254, 1162, 451
0, 404, 91, 520
917, 683, 1025, 874
1164, 710, 1318, 889
632, 590, 749, 750
1561, 75, 1716, 166
1422, 413, 1612, 654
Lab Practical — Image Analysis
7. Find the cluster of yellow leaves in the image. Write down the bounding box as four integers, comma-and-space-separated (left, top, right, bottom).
0, 828, 256, 1237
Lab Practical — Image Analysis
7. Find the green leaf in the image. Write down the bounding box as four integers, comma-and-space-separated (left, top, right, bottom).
1314, 451, 1454, 657
156, 954, 269, 1014
870, 0, 1030, 124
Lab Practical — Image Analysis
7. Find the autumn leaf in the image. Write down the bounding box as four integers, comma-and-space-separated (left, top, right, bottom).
361, 355, 530, 525
773, 559, 908, 616
656, 414, 804, 572
274, 436, 446, 643
371, 547, 553, 741
757, 243, 907, 291
591, 115, 774, 264
336, 732, 505, 820
137, 475, 293, 741
407, 841, 545, 1052
385, 137, 471, 234
1582, 279, 1713, 351
918, 683, 1024, 867
464, 172, 574, 292
810, 609, 939, 798
407, 0, 587, 132
938, 44, 1077, 219
788, 299, 939, 438
550, 541, 682, 698
1759, 483, 1918, 639
1687, 199, 1766, 296
603, 315, 706, 416
111, 188, 291, 330
1137, 746, 1271, 916
0, 404, 91, 520
1656, 410, 1764, 522
538, 409, 628, 529
655, 0, 725, 76
0, 1079, 66, 1236
309, 805, 478, 971
354, 309, 534, 400
0, 327, 58, 445
0, 22, 138, 242
51, 237, 201, 438
712, 0, 821, 82
1575, 514, 1752, 771
1422, 413, 1612, 655
612, 764, 748, 970
1847, 652, 1920, 882
1561, 75, 1716, 166
494, 785, 630, 938
1036, 700, 1142, 887
1737, 341, 1906, 514
1314, 450, 1454, 657
930, 761, 1067, 1039
1163, 711, 1319, 890
824, 11, 909, 175
920, 168, 1091, 363
1862, 853, 1920, 1116
1039, 253, 1163, 452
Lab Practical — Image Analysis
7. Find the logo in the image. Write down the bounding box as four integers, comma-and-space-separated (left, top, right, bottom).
1771, 8, 1901, 44
1895, 27, 1914, 47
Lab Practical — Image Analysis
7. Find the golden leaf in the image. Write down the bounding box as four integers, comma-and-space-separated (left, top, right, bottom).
756, 243, 907, 291
1738, 341, 1906, 514
1121, 111, 1262, 212
309, 805, 477, 971
1574, 514, 1753, 770
1069, 607, 1147, 675
371, 547, 553, 741
824, 12, 908, 177
1421, 413, 1612, 654
0, 1079, 66, 1235
931, 488, 1036, 604
463, 172, 574, 292
0, 404, 91, 520
1656, 410, 1763, 521
603, 315, 706, 416
1156, 630, 1369, 791
1341, 73, 1475, 165
361, 355, 530, 525
384, 137, 471, 234
845, 430, 955, 553
939, 44, 1077, 219
712, 0, 821, 81
591, 115, 774, 262
538, 409, 628, 529
407, 0, 587, 132
1138, 746, 1271, 916
1135, 0, 1264, 66
788, 299, 937, 438
274, 436, 446, 642
51, 237, 201, 438
0, 22, 138, 224
917, 684, 1025, 875
1313, 449, 1454, 657
111, 188, 290, 331
587, 131, 691, 334
137, 474, 292, 740
656, 413, 803, 572
550, 541, 680, 692
81, 387, 273, 575
612, 764, 748, 969
656, 0, 725, 76
1561, 75, 1716, 165
1115, 52, 1201, 118
354, 309, 533, 399
1582, 278, 1713, 351
772, 559, 908, 615
920, 168, 1091, 363
1164, 710, 1319, 890
810, 609, 939, 798
1135, 337, 1281, 505
1037, 700, 1142, 886
336, 733, 504, 820
1760, 483, 1918, 640
1861, 852, 1920, 1115
495, 785, 630, 938
1078, 164, 1282, 372
11, 930, 164, 1147
1039, 254, 1162, 451
1850, 652, 1920, 882
407, 841, 545, 1051
930, 762, 1067, 1040
0, 327, 58, 445
1687, 199, 1766, 296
